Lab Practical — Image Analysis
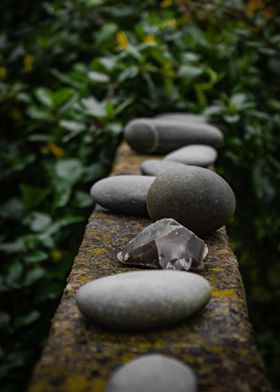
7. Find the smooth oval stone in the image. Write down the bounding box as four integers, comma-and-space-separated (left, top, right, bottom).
141, 159, 188, 176
124, 118, 223, 154
76, 270, 211, 331
164, 145, 217, 167
147, 167, 236, 236
90, 175, 155, 216
105, 354, 197, 392
155, 112, 207, 124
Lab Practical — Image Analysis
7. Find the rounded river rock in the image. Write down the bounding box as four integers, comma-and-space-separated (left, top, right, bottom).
90, 175, 155, 216
141, 159, 188, 176
105, 354, 197, 392
147, 167, 236, 236
124, 118, 223, 154
164, 144, 217, 167
76, 270, 211, 331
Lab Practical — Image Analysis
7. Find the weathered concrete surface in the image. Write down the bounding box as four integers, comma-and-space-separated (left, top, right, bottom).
29, 143, 269, 392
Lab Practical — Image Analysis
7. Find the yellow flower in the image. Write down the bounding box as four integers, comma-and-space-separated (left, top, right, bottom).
24, 55, 34, 72
0, 66, 7, 80
166, 19, 177, 30
144, 34, 156, 44
116, 31, 129, 50
50, 249, 62, 263
161, 0, 172, 8
246, 0, 265, 17
263, 6, 276, 19
47, 142, 64, 159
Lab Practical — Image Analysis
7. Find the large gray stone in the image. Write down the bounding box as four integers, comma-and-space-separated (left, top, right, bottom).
164, 144, 217, 167
105, 354, 197, 392
147, 167, 236, 236
141, 159, 188, 176
124, 118, 223, 154
90, 175, 155, 216
75, 270, 211, 331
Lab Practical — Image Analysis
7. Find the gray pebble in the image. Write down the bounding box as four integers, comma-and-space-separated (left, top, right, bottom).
124, 118, 223, 154
76, 270, 211, 331
141, 159, 188, 176
90, 175, 155, 216
147, 167, 236, 236
164, 145, 217, 167
155, 112, 207, 124
105, 354, 197, 392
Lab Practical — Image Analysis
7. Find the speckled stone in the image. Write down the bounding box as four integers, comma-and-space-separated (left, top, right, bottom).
141, 159, 188, 176
105, 354, 197, 392
90, 175, 155, 216
147, 167, 236, 236
164, 145, 217, 167
155, 112, 207, 124
75, 270, 211, 331
124, 118, 223, 154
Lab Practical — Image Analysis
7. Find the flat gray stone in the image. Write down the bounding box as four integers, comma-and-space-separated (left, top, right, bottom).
117, 218, 208, 271
76, 270, 211, 331
141, 159, 188, 176
90, 175, 155, 216
164, 145, 217, 167
105, 354, 197, 392
147, 167, 236, 236
155, 112, 207, 124
124, 118, 223, 154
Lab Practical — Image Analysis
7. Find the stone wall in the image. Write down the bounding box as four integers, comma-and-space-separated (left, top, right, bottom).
29, 143, 269, 392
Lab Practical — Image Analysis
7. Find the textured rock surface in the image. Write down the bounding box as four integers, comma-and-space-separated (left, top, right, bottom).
76, 270, 211, 331
29, 142, 269, 392
124, 118, 223, 154
105, 354, 197, 392
117, 218, 208, 271
164, 145, 217, 167
90, 175, 155, 216
141, 159, 188, 176
147, 167, 236, 236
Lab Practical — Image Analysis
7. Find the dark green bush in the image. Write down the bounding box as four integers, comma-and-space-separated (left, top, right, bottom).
0, 1, 279, 390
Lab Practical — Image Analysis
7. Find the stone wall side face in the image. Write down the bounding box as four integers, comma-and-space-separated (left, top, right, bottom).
29, 143, 269, 392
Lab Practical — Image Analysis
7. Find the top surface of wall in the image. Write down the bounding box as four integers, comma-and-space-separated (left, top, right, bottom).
29, 142, 269, 392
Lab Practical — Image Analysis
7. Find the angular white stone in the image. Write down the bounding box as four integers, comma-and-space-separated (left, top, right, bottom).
76, 270, 211, 331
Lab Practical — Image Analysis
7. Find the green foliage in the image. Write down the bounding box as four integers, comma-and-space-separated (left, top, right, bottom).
0, 0, 279, 391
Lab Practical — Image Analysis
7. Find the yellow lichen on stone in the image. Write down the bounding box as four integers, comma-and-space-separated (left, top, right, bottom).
64, 375, 88, 392
120, 352, 135, 363
90, 378, 106, 392
91, 248, 107, 256
211, 288, 236, 297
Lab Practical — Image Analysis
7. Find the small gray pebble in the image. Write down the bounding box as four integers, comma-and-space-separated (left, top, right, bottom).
105, 354, 198, 392
141, 159, 188, 176
90, 175, 155, 216
155, 112, 207, 124
76, 270, 211, 331
164, 145, 217, 167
